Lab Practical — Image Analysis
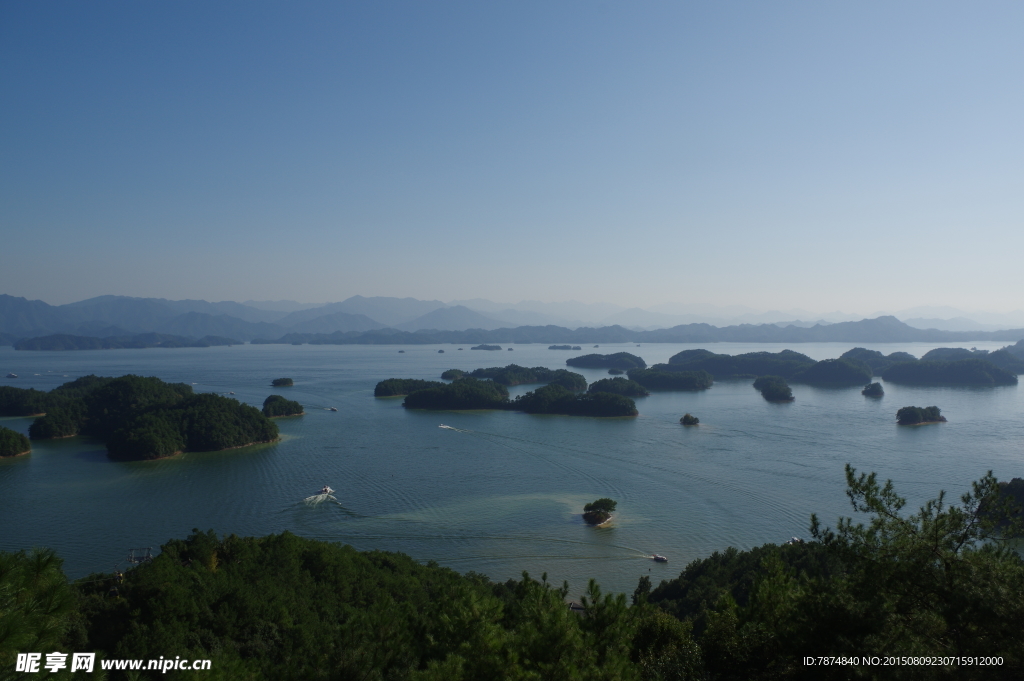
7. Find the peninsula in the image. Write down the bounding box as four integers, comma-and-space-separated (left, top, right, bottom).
566, 352, 646, 370
467, 364, 587, 390
398, 377, 637, 417
882, 359, 1017, 387
0, 426, 31, 457
375, 378, 446, 397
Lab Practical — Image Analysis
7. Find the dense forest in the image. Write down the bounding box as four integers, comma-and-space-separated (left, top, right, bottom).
753, 376, 794, 402
468, 364, 588, 390
403, 377, 511, 410
566, 352, 647, 370
896, 405, 946, 425
790, 358, 873, 386
4, 469, 1022, 679
399, 378, 637, 417
627, 368, 714, 391
441, 369, 465, 380
375, 378, 446, 397
839, 347, 918, 375
882, 359, 1018, 386
0, 375, 278, 461
587, 377, 650, 397
271, 377, 294, 387
921, 347, 1024, 374
666, 349, 815, 379
262, 395, 304, 417
511, 384, 638, 417
0, 425, 30, 457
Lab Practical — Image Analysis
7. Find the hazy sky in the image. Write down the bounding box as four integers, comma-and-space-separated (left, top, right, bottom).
2, 2, 1023, 313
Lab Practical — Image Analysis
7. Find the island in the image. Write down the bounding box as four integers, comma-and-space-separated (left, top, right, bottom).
680, 413, 699, 426
263, 395, 304, 417
566, 352, 647, 370
791, 358, 872, 386
583, 498, 616, 525
468, 364, 587, 390
0, 426, 31, 457
272, 378, 294, 387
607, 368, 624, 375
753, 376, 794, 402
8, 375, 278, 461
402, 377, 510, 410
667, 348, 815, 379
896, 406, 946, 425
626, 368, 713, 391
881, 359, 1017, 387
587, 377, 650, 397
440, 369, 465, 380
840, 348, 918, 375
374, 378, 445, 397
471, 344, 502, 351
438, 349, 445, 353
400, 378, 637, 417
921, 347, 1024, 374
548, 345, 574, 350
511, 384, 638, 417
862, 382, 884, 397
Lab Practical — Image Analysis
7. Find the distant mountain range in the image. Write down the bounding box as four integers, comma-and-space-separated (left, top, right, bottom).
2, 294, 1024, 346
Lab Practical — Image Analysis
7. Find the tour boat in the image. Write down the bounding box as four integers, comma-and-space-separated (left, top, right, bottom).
652, 554, 668, 563
5, 373, 17, 378
328, 407, 338, 412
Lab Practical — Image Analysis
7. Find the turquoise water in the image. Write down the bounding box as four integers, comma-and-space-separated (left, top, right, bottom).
1, 341, 1021, 597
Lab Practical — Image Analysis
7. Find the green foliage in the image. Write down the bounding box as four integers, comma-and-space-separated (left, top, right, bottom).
262, 395, 304, 417
588, 377, 649, 397
667, 349, 814, 379
0, 548, 77, 675
791, 358, 872, 386
583, 499, 617, 525
403, 377, 510, 410
895, 405, 945, 425
471, 344, 501, 350
375, 378, 445, 397
752, 376, 793, 402
608, 368, 625, 375
72, 532, 641, 680
512, 384, 638, 417
28, 408, 80, 439
861, 382, 884, 396
567, 352, 647, 370
440, 369, 465, 380
0, 386, 50, 416
627, 368, 713, 391
0, 425, 30, 457
840, 347, 918, 375
922, 348, 1024, 374
271, 377, 293, 387
680, 413, 699, 426
882, 358, 1018, 386
469, 364, 587, 390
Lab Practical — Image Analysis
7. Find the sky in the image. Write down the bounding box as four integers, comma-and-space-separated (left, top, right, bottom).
2, 1, 1023, 314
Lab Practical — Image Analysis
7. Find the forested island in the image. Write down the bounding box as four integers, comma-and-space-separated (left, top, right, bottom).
587, 377, 650, 397
753, 376, 794, 402
399, 377, 637, 416
0, 426, 30, 457
262, 395, 304, 417
271, 377, 294, 387
548, 344, 581, 350
6, 469, 1024, 679
582, 498, 616, 525
896, 405, 946, 425
862, 382, 884, 397
667, 348, 816, 378
13, 332, 241, 351
680, 413, 699, 426
0, 375, 278, 460
840, 347, 918, 374
882, 359, 1017, 386
566, 352, 647, 370
440, 369, 464, 379
467, 364, 587, 390
607, 368, 624, 375
790, 358, 873, 386
471, 344, 502, 350
374, 378, 445, 397
626, 367, 714, 391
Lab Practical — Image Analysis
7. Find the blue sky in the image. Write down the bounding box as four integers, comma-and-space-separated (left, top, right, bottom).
2, 1, 1022, 312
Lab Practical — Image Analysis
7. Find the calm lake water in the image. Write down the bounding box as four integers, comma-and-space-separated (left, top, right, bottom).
1, 341, 1021, 597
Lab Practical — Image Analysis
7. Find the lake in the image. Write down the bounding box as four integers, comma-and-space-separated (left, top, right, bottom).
1, 340, 1021, 597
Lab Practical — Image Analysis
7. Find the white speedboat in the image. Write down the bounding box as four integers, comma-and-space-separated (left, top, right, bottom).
652, 554, 668, 563
304, 486, 336, 503
5, 373, 17, 378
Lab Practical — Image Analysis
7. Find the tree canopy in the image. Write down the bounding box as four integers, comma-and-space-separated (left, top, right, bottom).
262, 395, 304, 417
375, 378, 446, 397
667, 349, 815, 379
895, 405, 945, 425
468, 364, 587, 390
566, 353, 647, 370
628, 368, 713, 391
0, 426, 30, 457
753, 376, 793, 402
588, 377, 650, 397
882, 359, 1018, 386
791, 358, 872, 386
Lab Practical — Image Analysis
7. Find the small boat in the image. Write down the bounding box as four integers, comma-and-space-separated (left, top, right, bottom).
328, 407, 338, 412
304, 486, 336, 503
5, 373, 17, 378
651, 554, 668, 563
229, 392, 235, 395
